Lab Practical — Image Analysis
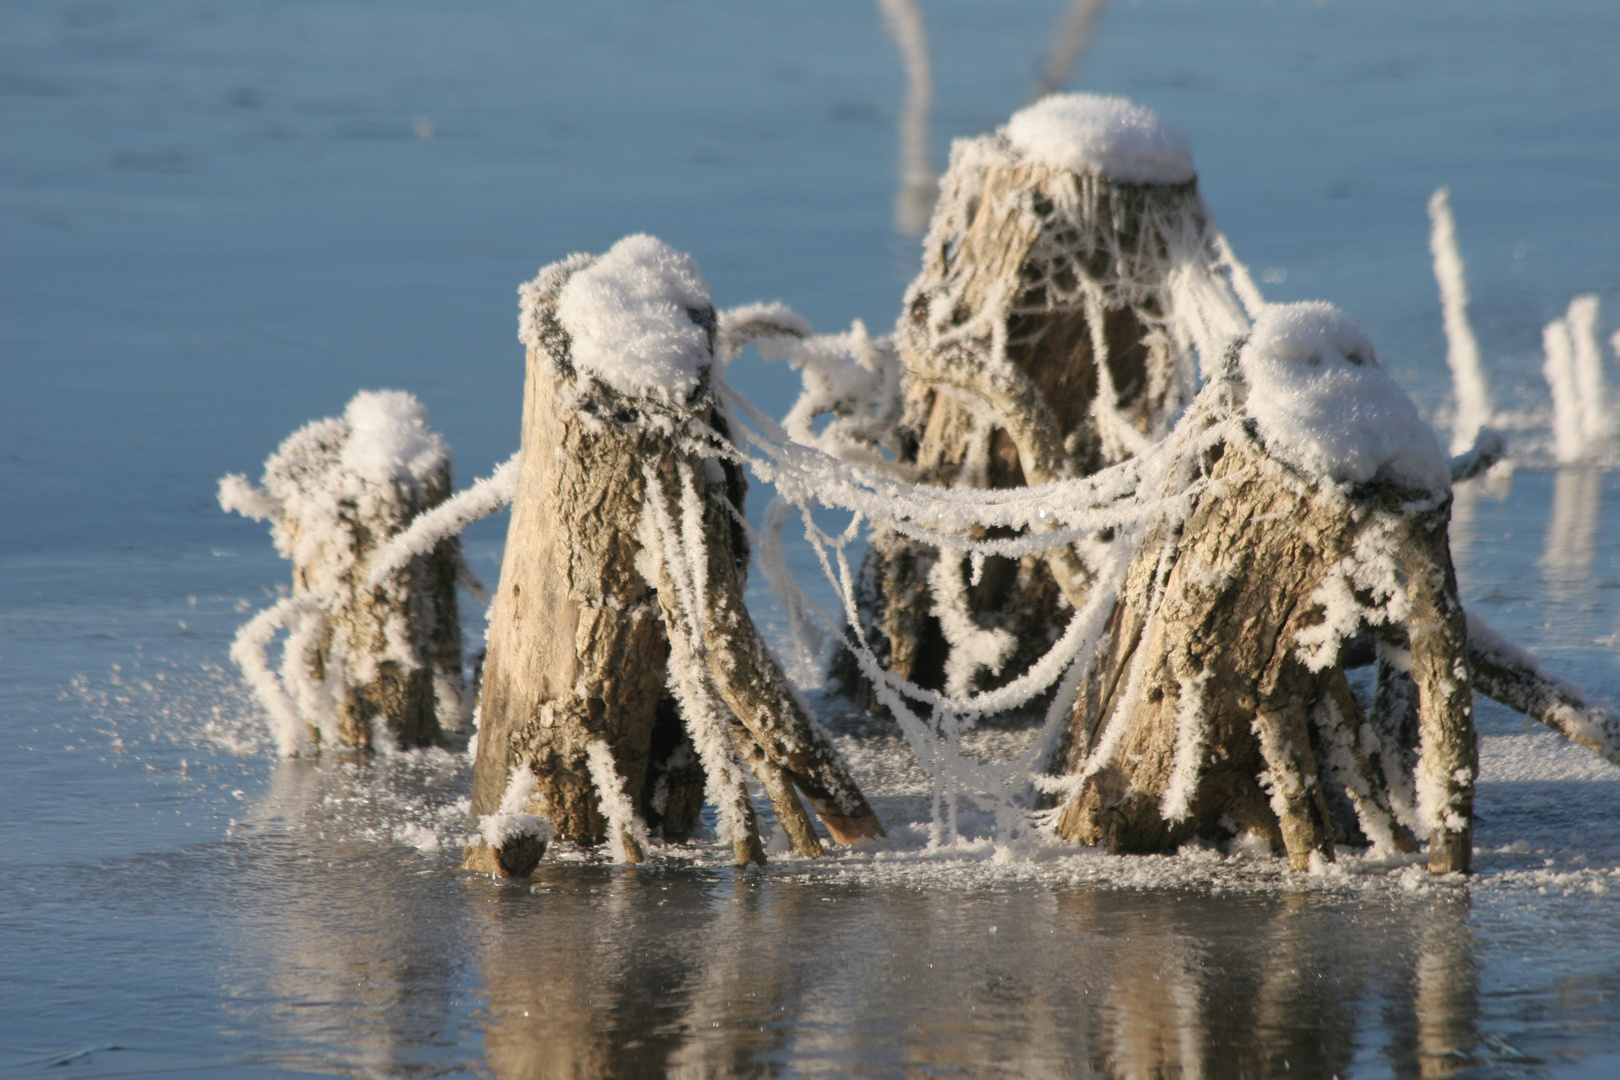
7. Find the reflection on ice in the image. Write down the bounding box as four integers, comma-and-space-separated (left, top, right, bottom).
1415, 892, 1479, 1079
1541, 468, 1602, 598
465, 865, 1492, 1078
222, 755, 472, 1077
1447, 463, 1514, 574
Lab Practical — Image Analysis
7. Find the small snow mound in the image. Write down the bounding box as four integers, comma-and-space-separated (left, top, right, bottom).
1240, 302, 1449, 492
338, 390, 450, 488
555, 234, 714, 399
1005, 93, 1194, 185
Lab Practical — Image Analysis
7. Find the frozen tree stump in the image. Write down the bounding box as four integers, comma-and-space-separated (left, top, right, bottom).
220, 391, 468, 753
1049, 305, 1476, 873
465, 237, 882, 874
836, 93, 1246, 704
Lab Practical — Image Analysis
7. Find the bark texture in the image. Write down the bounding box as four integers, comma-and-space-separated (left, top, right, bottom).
466, 261, 882, 873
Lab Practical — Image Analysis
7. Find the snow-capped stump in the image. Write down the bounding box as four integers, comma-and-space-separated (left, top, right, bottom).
220, 390, 469, 752
835, 92, 1250, 707
464, 235, 883, 873
1046, 304, 1477, 874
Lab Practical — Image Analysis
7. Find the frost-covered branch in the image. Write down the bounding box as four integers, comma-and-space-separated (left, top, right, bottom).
366, 450, 518, 595
1428, 187, 1493, 457
1467, 613, 1620, 768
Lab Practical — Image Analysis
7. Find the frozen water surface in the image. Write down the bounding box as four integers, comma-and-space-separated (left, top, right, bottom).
4, 1, 1620, 1076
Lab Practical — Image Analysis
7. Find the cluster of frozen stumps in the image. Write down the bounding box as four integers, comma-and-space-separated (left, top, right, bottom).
221, 93, 1620, 866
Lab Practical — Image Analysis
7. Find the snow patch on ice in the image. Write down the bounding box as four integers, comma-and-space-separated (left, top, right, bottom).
1005, 93, 1195, 185
1240, 302, 1449, 492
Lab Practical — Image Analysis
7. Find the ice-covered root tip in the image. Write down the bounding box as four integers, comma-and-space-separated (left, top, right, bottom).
462, 836, 547, 878
1239, 301, 1450, 492
816, 810, 887, 846
1449, 427, 1507, 484
1427, 828, 1472, 876
1004, 92, 1195, 185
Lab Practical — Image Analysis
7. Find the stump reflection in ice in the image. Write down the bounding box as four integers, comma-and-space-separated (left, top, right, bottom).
466, 874, 1484, 1079
221, 757, 469, 1075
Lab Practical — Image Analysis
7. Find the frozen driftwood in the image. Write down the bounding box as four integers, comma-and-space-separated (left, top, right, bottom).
836, 93, 1249, 704
1047, 305, 1477, 873
220, 391, 469, 753
464, 236, 882, 875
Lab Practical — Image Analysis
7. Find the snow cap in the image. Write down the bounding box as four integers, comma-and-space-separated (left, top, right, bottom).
1240, 302, 1449, 492
337, 390, 450, 488
1005, 93, 1195, 185
554, 234, 714, 399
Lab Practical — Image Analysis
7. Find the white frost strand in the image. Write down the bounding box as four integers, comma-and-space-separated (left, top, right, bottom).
228, 597, 311, 757
368, 451, 518, 591
1160, 671, 1211, 823
1214, 232, 1267, 321
1427, 188, 1492, 456
586, 740, 650, 863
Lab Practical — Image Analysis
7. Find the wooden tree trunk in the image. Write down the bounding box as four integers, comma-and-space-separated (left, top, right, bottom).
837, 142, 1238, 705
1048, 421, 1477, 873
466, 250, 883, 874
295, 470, 463, 750
222, 391, 467, 751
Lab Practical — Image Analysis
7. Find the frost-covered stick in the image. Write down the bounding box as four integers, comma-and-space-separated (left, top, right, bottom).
1400, 508, 1476, 874
1543, 314, 1584, 464
877, 0, 937, 235
586, 740, 650, 863
1567, 295, 1609, 451
1467, 614, 1620, 767
219, 390, 468, 751
638, 455, 773, 865
366, 451, 518, 596
1428, 187, 1492, 457
467, 237, 881, 873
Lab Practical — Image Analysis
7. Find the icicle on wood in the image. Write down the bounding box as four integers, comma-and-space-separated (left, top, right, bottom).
465, 236, 883, 875
835, 92, 1248, 707
1047, 304, 1476, 874
219, 390, 468, 753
